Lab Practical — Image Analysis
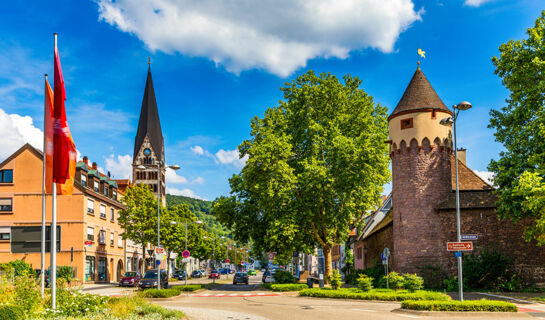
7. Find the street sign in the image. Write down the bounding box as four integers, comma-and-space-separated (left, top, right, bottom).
156, 260, 161, 265
155, 247, 165, 254
447, 242, 473, 251
84, 241, 93, 246
182, 250, 190, 259
461, 234, 478, 241
181, 258, 190, 263
156, 253, 164, 260
241, 261, 244, 266
268, 262, 272, 267
267, 252, 276, 260
382, 247, 390, 258
225, 259, 230, 263
454, 251, 462, 258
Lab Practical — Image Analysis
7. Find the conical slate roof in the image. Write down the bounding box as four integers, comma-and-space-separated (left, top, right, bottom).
389, 67, 449, 119
134, 66, 164, 161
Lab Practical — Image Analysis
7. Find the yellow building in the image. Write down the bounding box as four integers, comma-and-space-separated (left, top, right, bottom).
0, 143, 143, 283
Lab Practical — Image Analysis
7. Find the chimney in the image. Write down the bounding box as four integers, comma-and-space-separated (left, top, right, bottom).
83, 156, 88, 166
457, 148, 467, 166
108, 171, 111, 178
92, 162, 97, 170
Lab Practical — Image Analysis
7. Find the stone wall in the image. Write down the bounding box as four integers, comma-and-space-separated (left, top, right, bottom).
438, 208, 545, 286
363, 223, 394, 269
391, 138, 452, 273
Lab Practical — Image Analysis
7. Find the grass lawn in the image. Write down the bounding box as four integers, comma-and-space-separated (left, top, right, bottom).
299, 288, 451, 301
401, 299, 517, 312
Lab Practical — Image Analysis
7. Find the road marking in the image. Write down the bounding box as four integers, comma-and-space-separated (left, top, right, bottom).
476, 292, 534, 304
229, 293, 238, 296
351, 308, 376, 312
201, 293, 211, 296
396, 314, 420, 319
215, 293, 225, 296
257, 293, 265, 295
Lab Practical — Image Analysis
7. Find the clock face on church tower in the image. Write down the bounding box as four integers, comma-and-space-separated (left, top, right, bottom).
143, 148, 151, 156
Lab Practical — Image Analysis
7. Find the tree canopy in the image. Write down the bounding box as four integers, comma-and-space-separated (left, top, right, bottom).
488, 11, 545, 244
213, 70, 390, 278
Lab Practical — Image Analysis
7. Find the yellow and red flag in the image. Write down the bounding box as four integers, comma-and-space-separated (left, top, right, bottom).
44, 79, 54, 194
53, 38, 76, 195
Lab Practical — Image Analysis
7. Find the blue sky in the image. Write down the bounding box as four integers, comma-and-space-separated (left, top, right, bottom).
0, 0, 541, 200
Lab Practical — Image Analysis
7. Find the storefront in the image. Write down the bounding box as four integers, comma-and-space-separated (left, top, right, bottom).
85, 256, 95, 282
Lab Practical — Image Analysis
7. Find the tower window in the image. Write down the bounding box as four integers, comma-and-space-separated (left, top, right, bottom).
431, 110, 437, 119
400, 118, 413, 130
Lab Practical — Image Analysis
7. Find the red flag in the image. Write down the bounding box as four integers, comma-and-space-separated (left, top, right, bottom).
53, 37, 76, 194
44, 79, 54, 194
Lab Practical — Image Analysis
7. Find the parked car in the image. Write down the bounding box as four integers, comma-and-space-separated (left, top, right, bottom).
191, 270, 203, 278
173, 270, 186, 280
262, 270, 274, 283
229, 269, 235, 274
247, 269, 256, 276
119, 271, 141, 287
233, 272, 249, 285
219, 268, 230, 275
209, 270, 221, 279
139, 269, 168, 289
200, 269, 207, 276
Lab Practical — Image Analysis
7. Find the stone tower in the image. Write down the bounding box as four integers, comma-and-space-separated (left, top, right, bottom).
389, 66, 453, 273
133, 66, 166, 205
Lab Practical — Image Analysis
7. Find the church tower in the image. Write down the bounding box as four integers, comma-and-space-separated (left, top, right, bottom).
133, 65, 166, 205
389, 66, 453, 273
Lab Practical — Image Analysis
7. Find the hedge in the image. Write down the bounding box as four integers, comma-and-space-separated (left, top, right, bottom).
269, 284, 308, 292
401, 300, 518, 312
140, 284, 205, 298
171, 284, 204, 292
0, 305, 24, 320
299, 288, 451, 301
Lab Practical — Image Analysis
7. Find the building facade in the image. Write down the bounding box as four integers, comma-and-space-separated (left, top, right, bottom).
0, 144, 143, 283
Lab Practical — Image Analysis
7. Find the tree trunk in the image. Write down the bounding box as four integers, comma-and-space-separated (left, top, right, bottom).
166, 250, 171, 278
323, 245, 332, 284
141, 245, 146, 274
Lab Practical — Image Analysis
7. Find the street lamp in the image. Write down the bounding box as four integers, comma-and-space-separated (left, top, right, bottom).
170, 219, 203, 286
136, 162, 180, 290
440, 101, 472, 301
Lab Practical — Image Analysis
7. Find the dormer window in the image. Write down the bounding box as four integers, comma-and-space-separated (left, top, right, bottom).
400, 118, 413, 130
94, 180, 99, 192
81, 174, 87, 187
104, 186, 108, 196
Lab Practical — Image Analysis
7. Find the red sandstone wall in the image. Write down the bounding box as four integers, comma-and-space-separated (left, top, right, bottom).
391, 138, 452, 273
362, 223, 394, 269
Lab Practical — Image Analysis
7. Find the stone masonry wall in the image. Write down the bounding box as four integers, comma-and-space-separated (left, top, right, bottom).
438, 208, 545, 286
363, 223, 394, 269
391, 138, 452, 273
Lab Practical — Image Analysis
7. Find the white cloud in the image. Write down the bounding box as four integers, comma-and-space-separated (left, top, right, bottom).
104, 154, 133, 179
0, 107, 43, 160
190, 145, 204, 155
166, 187, 206, 200
215, 149, 248, 168
97, 0, 422, 77
464, 0, 493, 7
192, 176, 205, 184
166, 167, 188, 184
474, 170, 495, 185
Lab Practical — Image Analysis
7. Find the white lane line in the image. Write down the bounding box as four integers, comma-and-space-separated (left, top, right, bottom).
396, 314, 420, 319
257, 293, 265, 295
201, 293, 211, 296
476, 292, 535, 304
351, 308, 376, 312
229, 293, 238, 296
242, 293, 252, 296
215, 294, 225, 296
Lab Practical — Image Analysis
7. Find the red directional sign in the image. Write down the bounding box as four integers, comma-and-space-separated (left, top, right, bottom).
447, 242, 473, 251
155, 247, 165, 254
84, 241, 93, 246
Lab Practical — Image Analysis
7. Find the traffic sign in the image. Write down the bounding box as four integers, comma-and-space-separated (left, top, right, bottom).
225, 259, 230, 263
382, 247, 390, 258
454, 251, 462, 258
155, 247, 165, 254
267, 252, 276, 260
156, 260, 161, 265
461, 234, 478, 241
84, 241, 93, 246
241, 261, 244, 266
182, 250, 190, 259
447, 242, 473, 251
181, 258, 190, 263
156, 253, 164, 260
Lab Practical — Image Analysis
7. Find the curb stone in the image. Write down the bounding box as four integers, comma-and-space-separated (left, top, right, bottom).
392, 308, 531, 318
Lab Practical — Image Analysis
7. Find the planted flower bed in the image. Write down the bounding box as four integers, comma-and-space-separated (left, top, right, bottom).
401, 300, 517, 312
265, 283, 309, 292
299, 288, 451, 301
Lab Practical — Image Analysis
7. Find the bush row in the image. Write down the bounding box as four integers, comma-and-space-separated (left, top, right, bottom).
139, 284, 205, 298
401, 299, 517, 312
298, 288, 451, 301
269, 284, 309, 292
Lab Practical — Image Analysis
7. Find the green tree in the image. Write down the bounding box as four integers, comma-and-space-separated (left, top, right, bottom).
119, 184, 158, 273
488, 11, 545, 244
213, 71, 390, 281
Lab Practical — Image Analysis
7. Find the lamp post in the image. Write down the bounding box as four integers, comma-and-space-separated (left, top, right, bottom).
440, 101, 472, 302
170, 220, 202, 285
137, 162, 180, 290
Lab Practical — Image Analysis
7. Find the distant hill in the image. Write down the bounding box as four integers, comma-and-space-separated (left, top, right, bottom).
166, 194, 229, 237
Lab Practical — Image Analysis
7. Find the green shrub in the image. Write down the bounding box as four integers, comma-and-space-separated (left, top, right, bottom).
384, 272, 404, 290
56, 266, 73, 283
139, 288, 180, 298
362, 263, 386, 287
357, 274, 373, 292
0, 260, 34, 278
299, 288, 450, 301
51, 287, 108, 317
417, 264, 447, 289
270, 284, 308, 291
137, 303, 185, 318
0, 305, 24, 320
13, 274, 42, 316
403, 274, 424, 292
262, 283, 272, 290
401, 299, 517, 312
329, 270, 342, 290
273, 270, 297, 284
171, 284, 204, 292
463, 249, 510, 290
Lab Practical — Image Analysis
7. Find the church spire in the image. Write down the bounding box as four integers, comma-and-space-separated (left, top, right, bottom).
133, 65, 164, 162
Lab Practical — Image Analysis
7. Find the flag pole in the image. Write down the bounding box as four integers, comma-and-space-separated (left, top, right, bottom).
51, 32, 58, 310
41, 74, 48, 297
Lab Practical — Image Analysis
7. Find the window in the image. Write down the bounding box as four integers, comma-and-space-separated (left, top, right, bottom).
10, 226, 60, 253
118, 235, 123, 247
81, 174, 87, 187
94, 181, 99, 192
104, 186, 108, 196
0, 198, 12, 212
87, 227, 94, 241
0, 170, 13, 183
87, 199, 94, 214
110, 208, 115, 221
0, 227, 10, 240
356, 247, 363, 260
400, 118, 413, 130
100, 205, 106, 219
113, 190, 117, 201
431, 110, 437, 119
153, 184, 157, 193
110, 232, 114, 246
85, 256, 95, 281
99, 230, 105, 244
